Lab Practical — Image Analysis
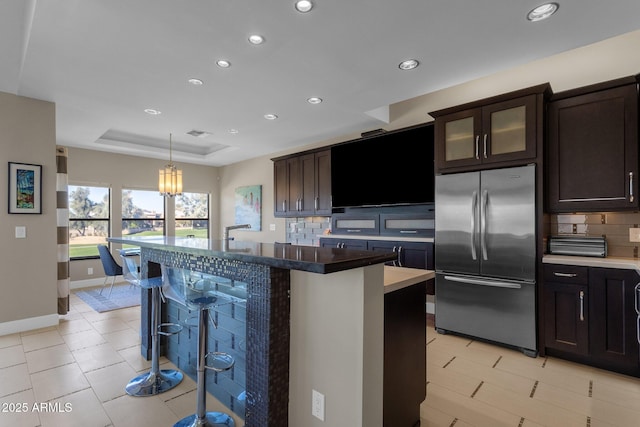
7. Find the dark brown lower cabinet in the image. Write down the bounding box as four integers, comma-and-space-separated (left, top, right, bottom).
543, 281, 589, 356
543, 264, 640, 377
589, 267, 639, 375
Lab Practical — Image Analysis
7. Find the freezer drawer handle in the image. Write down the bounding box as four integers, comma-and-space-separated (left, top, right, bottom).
579, 290, 585, 322
444, 275, 522, 289
553, 272, 577, 278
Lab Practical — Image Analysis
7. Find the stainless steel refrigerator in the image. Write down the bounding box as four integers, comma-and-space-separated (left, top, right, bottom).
434, 164, 537, 356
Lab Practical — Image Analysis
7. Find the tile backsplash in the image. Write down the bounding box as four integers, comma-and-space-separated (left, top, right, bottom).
549, 212, 640, 258
285, 217, 331, 246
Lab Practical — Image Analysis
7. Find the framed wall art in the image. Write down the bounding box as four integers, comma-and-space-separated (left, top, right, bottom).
234, 185, 261, 231
8, 162, 42, 214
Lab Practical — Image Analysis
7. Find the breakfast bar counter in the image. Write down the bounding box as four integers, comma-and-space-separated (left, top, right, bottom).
108, 236, 402, 427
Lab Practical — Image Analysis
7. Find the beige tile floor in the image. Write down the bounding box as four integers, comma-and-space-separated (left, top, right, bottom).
0, 289, 245, 427
421, 316, 640, 427
2, 292, 640, 427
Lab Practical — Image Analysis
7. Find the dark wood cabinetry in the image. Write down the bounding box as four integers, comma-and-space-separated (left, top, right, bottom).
546, 76, 639, 212
366, 240, 433, 270
273, 149, 331, 217
543, 265, 589, 356
431, 84, 550, 173
543, 264, 640, 377
320, 237, 433, 271
589, 267, 639, 374
319, 237, 367, 250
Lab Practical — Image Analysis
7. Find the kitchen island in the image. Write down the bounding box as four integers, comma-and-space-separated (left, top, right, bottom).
108, 236, 430, 427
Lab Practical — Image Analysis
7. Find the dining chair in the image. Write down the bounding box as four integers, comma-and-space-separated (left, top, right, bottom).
97, 244, 123, 297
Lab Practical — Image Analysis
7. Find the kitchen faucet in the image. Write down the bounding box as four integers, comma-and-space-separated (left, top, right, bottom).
223, 224, 251, 240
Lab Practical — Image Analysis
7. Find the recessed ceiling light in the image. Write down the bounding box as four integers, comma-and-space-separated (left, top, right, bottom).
144, 108, 162, 115
398, 59, 419, 70
295, 0, 313, 13
228, 129, 239, 134
188, 78, 203, 85
216, 60, 231, 68
248, 34, 265, 45
527, 3, 559, 21
264, 114, 278, 120
307, 97, 323, 104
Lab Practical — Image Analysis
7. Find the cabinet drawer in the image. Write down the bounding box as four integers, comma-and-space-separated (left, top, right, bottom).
331, 214, 379, 235
380, 213, 434, 237
544, 264, 589, 284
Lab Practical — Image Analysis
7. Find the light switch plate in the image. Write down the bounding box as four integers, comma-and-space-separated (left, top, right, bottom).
15, 226, 26, 239
629, 228, 640, 242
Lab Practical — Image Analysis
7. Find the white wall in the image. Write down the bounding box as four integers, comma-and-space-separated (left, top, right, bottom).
0, 92, 58, 333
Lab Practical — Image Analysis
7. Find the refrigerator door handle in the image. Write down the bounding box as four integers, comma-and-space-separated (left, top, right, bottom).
444, 275, 522, 289
481, 190, 488, 261
471, 191, 478, 261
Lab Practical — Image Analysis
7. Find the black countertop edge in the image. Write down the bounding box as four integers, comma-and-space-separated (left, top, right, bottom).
107, 236, 397, 274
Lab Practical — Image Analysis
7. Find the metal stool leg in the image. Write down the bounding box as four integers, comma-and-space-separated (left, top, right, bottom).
174, 307, 235, 427
126, 287, 183, 396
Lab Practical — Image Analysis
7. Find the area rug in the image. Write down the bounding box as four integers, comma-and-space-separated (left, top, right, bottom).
74, 284, 141, 313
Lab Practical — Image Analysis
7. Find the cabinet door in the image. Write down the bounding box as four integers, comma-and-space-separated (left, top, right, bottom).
547, 84, 639, 212
298, 153, 316, 215
435, 108, 482, 171
367, 240, 431, 269
287, 157, 302, 215
314, 150, 332, 215
589, 268, 640, 375
367, 240, 401, 266
543, 281, 589, 356
481, 94, 537, 164
274, 159, 289, 217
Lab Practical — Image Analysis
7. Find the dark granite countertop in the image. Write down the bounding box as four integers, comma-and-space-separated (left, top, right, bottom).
107, 236, 397, 274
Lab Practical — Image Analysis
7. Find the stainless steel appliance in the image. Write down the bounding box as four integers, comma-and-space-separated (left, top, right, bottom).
435, 164, 537, 356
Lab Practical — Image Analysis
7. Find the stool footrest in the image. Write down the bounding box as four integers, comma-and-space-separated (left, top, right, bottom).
158, 322, 183, 336
204, 352, 235, 372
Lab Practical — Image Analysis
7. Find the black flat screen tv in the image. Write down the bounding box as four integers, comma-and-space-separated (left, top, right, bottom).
331, 123, 434, 209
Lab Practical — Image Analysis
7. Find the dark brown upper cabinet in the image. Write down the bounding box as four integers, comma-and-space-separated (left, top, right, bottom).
273, 149, 331, 217
430, 84, 550, 173
547, 76, 639, 212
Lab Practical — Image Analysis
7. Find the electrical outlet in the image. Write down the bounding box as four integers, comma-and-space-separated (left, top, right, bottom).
270, 223, 276, 231
311, 389, 325, 421
629, 228, 640, 242
87, 267, 93, 275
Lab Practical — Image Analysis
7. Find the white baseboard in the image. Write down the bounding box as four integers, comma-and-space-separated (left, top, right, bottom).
0, 314, 59, 337
70, 277, 125, 290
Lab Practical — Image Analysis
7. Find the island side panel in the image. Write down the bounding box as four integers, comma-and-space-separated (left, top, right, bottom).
289, 264, 384, 427
140, 247, 291, 427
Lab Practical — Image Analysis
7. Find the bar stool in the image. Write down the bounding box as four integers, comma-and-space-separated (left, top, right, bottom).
161, 265, 236, 427
120, 253, 184, 396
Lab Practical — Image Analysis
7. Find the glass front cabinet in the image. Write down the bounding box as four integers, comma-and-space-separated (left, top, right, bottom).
432, 85, 549, 173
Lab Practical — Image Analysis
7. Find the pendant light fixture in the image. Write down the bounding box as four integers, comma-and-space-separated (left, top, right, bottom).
158, 133, 183, 197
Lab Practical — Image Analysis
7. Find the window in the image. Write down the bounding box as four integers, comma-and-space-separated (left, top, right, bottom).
68, 185, 110, 259
122, 189, 165, 242
175, 192, 209, 238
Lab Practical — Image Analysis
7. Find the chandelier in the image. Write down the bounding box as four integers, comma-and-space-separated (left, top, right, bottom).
158, 133, 183, 197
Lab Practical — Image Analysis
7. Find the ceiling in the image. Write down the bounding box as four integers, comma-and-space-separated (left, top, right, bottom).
2, 1, 640, 167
